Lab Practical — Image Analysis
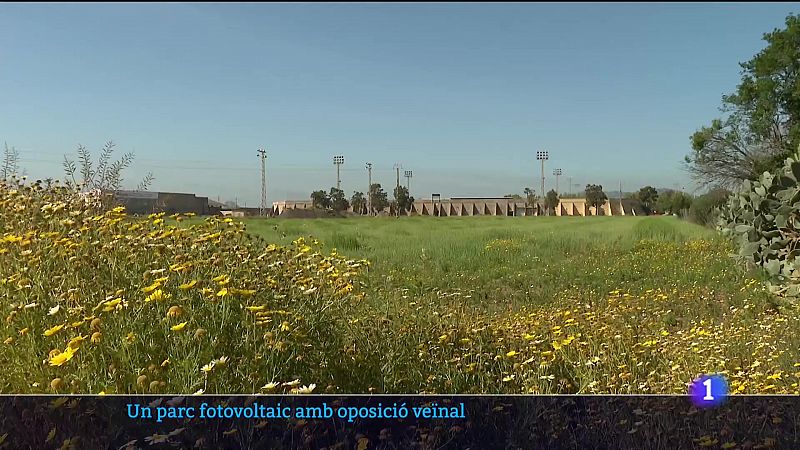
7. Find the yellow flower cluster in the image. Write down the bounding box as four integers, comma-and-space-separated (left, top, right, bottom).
0, 180, 368, 393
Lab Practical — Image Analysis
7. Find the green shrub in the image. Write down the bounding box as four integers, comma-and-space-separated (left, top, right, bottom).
688, 189, 730, 227
719, 147, 800, 298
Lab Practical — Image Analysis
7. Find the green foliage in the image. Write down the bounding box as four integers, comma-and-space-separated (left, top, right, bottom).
368, 183, 389, 213
726, 14, 800, 152
687, 14, 800, 188
504, 193, 523, 199
656, 190, 693, 215
544, 189, 559, 214
310, 190, 331, 209
720, 147, 800, 298
0, 181, 368, 394
329, 187, 350, 212
246, 216, 798, 394
637, 186, 659, 213
351, 191, 366, 214
523, 187, 537, 208
584, 184, 607, 210
393, 185, 414, 213
62, 141, 154, 192
687, 189, 730, 227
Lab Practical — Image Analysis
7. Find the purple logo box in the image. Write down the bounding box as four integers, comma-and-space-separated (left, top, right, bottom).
689, 374, 729, 408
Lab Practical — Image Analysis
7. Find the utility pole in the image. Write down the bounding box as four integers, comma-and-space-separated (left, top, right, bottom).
393, 163, 402, 189
257, 148, 267, 217
568, 176, 573, 197
404, 170, 413, 191
553, 168, 562, 195
536, 150, 549, 215
333, 155, 345, 191
366, 162, 373, 215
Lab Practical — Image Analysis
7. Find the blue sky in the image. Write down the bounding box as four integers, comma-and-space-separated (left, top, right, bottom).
0, 3, 796, 205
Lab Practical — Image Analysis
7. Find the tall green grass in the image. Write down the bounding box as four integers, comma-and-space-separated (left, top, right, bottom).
241, 216, 721, 310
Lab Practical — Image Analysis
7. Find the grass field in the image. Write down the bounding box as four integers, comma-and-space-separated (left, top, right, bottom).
230, 215, 796, 394
247, 216, 723, 312
2, 186, 797, 395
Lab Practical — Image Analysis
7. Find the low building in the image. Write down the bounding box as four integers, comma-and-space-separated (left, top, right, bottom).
273, 197, 645, 217
109, 190, 213, 215
272, 200, 316, 216
221, 207, 270, 217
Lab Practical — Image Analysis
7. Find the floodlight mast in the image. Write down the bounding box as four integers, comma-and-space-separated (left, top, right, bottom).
536, 150, 549, 214
553, 168, 562, 195
333, 155, 345, 190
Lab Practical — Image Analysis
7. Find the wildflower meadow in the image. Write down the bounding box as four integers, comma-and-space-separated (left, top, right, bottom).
0, 179, 797, 395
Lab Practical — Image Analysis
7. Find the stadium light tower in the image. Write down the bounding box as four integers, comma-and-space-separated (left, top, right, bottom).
404, 170, 413, 191
536, 150, 549, 205
333, 155, 345, 190
553, 168, 562, 195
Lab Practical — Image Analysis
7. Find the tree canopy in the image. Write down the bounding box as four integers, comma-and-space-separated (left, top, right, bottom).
655, 190, 693, 215
310, 190, 331, 209
585, 184, 607, 211
523, 188, 537, 208
393, 185, 414, 214
368, 183, 389, 214
686, 14, 800, 188
637, 186, 659, 213
329, 187, 350, 212
351, 191, 366, 214
544, 189, 559, 215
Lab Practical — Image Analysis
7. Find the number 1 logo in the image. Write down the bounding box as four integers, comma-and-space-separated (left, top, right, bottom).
702, 378, 714, 401
690, 374, 728, 408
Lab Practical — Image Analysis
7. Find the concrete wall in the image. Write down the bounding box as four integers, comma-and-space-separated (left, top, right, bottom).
273, 201, 315, 216
273, 197, 645, 217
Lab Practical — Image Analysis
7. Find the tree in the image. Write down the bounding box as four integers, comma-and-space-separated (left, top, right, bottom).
1, 143, 20, 181
329, 187, 350, 212
686, 14, 800, 188
636, 186, 659, 214
504, 193, 523, 199
351, 191, 366, 214
688, 188, 730, 226
655, 190, 675, 214
310, 190, 331, 209
544, 189, 559, 215
523, 188, 538, 216
63, 141, 154, 192
393, 185, 414, 215
656, 189, 693, 215
585, 184, 607, 214
671, 192, 694, 216
368, 183, 389, 214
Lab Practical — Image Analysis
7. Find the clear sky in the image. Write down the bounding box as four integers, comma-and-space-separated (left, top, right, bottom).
0, 3, 796, 205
